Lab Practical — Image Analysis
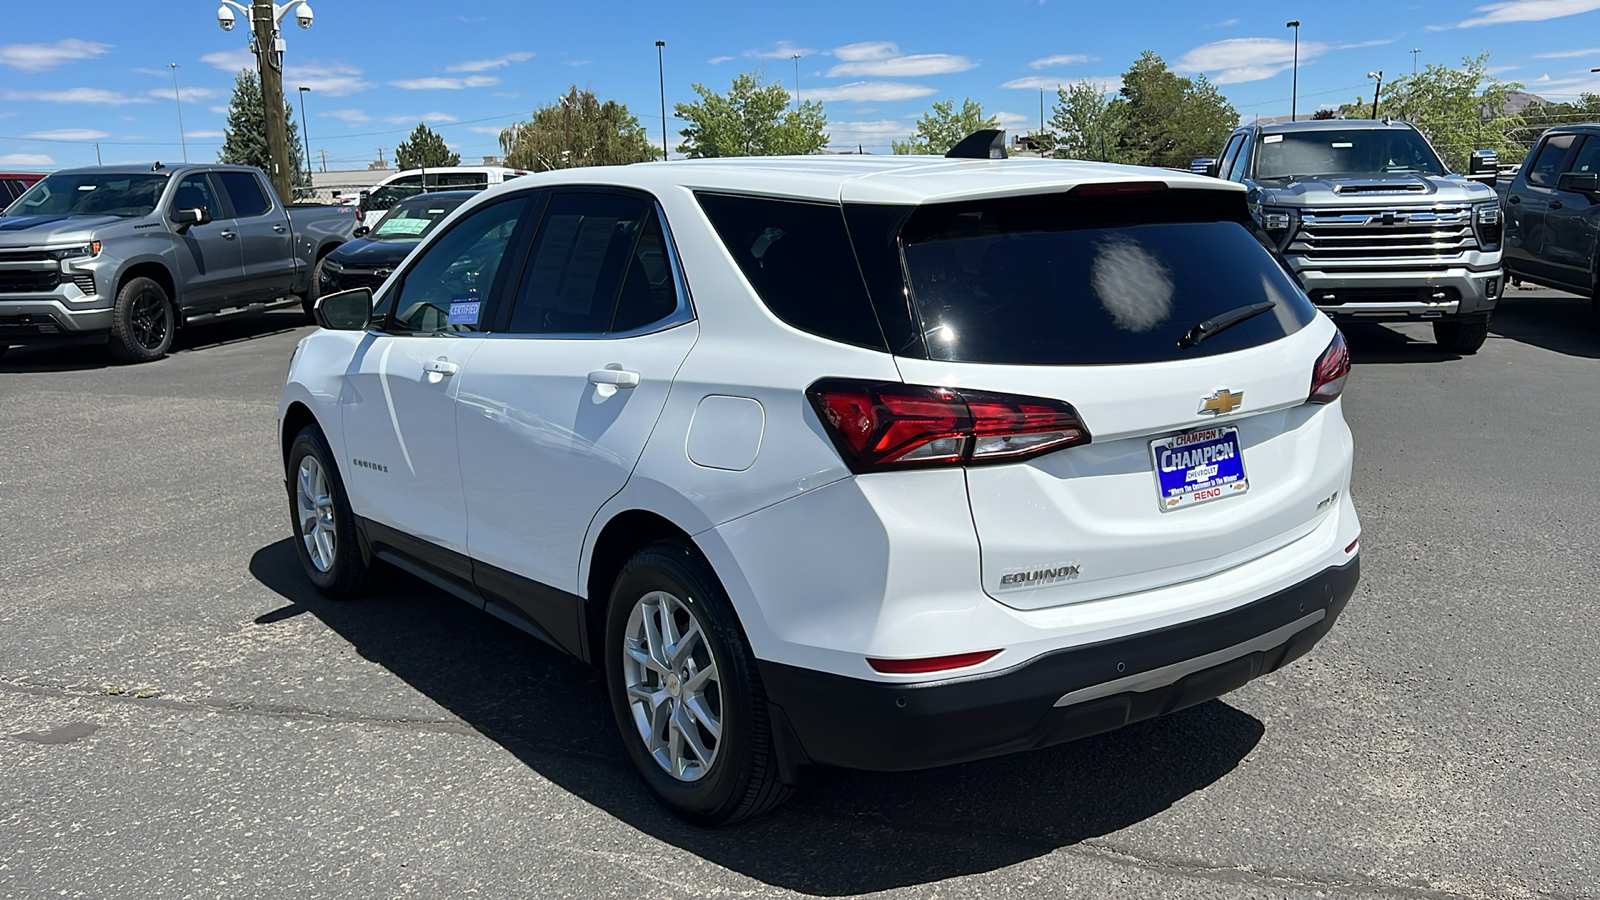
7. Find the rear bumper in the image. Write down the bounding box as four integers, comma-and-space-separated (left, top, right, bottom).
760, 557, 1358, 773
1296, 265, 1502, 320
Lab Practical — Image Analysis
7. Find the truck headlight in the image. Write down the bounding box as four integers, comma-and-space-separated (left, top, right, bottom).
48, 241, 101, 261
1473, 202, 1502, 250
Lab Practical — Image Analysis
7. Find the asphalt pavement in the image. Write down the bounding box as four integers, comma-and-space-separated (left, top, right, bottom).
1, 289, 1597, 900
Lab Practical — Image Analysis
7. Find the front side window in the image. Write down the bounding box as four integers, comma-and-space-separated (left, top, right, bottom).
1254, 128, 1445, 180
1566, 136, 1600, 176
896, 190, 1316, 366
216, 171, 272, 217
1216, 134, 1245, 178
170, 173, 220, 219
435, 172, 489, 189
507, 192, 659, 335
366, 175, 424, 211
383, 197, 527, 333
1528, 134, 1578, 186
3, 172, 168, 218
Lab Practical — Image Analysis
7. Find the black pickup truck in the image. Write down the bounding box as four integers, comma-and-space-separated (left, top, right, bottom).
1497, 124, 1600, 327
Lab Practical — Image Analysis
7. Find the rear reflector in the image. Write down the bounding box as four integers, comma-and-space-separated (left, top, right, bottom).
807, 379, 1091, 472
1309, 330, 1351, 404
867, 650, 1001, 674
1345, 537, 1359, 554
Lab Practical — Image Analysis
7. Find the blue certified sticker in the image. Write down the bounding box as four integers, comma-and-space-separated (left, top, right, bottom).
447, 300, 480, 325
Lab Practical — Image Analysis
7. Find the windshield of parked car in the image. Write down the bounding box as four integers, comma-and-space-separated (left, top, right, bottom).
370, 195, 467, 239
897, 190, 1316, 366
2, 172, 170, 217
1253, 128, 1446, 180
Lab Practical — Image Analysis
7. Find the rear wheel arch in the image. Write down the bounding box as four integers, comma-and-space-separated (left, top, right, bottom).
584, 510, 696, 668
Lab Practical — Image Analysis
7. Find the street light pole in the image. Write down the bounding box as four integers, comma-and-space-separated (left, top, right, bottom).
169, 63, 188, 162
655, 41, 667, 161
1286, 21, 1300, 122
297, 86, 313, 185
792, 53, 801, 111
1368, 71, 1384, 119
1411, 48, 1421, 77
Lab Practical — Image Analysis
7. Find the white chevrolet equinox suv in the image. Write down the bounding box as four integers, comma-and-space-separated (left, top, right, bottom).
278, 137, 1361, 824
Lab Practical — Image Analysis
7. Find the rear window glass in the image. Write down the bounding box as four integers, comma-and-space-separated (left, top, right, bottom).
899, 190, 1315, 366
695, 192, 887, 351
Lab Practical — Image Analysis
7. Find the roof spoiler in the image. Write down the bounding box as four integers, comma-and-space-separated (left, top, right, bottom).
946, 130, 1007, 160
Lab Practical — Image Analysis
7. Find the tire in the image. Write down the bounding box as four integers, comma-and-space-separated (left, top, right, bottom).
1433, 317, 1490, 354
301, 258, 327, 321
285, 424, 370, 599
107, 276, 175, 364
1591, 295, 1600, 335
604, 540, 792, 825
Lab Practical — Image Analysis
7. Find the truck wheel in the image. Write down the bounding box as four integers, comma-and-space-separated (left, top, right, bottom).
604, 540, 792, 825
300, 259, 326, 321
107, 276, 175, 364
1433, 317, 1489, 354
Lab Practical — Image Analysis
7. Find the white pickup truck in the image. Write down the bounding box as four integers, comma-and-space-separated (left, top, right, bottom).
0, 162, 358, 363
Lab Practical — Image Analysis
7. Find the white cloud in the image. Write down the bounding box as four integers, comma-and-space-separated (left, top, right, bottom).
799, 81, 938, 102
321, 108, 371, 124
391, 75, 500, 90
567, 60, 592, 67
1532, 46, 1600, 57
1207, 17, 1241, 28
0, 153, 54, 166
708, 56, 734, 65
466, 125, 508, 135
827, 54, 976, 78
993, 111, 1031, 127
832, 42, 899, 62
1456, 0, 1600, 27
200, 49, 256, 71
2, 87, 152, 105
0, 39, 111, 72
1176, 37, 1334, 83
148, 86, 223, 102
186, 130, 225, 139
445, 51, 534, 73
1028, 54, 1093, 69
208, 105, 228, 115
747, 41, 817, 60
826, 118, 910, 148
1002, 75, 1123, 93
382, 112, 461, 124
201, 51, 372, 96
24, 128, 109, 140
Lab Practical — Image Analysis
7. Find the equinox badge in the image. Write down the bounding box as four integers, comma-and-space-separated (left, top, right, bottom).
1198, 389, 1244, 417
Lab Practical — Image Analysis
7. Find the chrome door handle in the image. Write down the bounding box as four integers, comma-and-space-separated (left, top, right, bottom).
220, 230, 236, 239
272, 223, 286, 232
588, 368, 640, 388
423, 358, 459, 376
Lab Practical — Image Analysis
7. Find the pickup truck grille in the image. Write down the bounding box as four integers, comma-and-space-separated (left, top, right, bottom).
0, 270, 61, 293
1289, 206, 1478, 262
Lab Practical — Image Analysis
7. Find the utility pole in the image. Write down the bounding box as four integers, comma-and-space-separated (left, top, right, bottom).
792, 53, 801, 111
169, 63, 188, 162
251, 0, 293, 202
95, 143, 102, 165
1368, 71, 1384, 119
319, 147, 327, 173
1286, 21, 1300, 122
656, 41, 668, 161
1040, 87, 1045, 136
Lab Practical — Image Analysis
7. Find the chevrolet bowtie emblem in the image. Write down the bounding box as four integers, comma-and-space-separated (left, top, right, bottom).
1199, 389, 1244, 416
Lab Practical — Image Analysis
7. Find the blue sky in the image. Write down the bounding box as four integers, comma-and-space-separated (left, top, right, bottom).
6, 0, 1600, 172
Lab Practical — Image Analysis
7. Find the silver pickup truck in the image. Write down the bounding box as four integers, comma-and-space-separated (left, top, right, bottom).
1195, 119, 1504, 354
0, 162, 357, 363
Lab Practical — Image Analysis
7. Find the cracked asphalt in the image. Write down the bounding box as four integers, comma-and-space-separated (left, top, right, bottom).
2, 290, 1597, 900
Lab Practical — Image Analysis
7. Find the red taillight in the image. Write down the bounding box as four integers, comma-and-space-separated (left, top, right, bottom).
807, 379, 1091, 472
1309, 331, 1350, 404
867, 650, 1000, 674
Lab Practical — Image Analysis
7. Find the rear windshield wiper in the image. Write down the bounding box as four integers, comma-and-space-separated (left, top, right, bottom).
1178, 301, 1276, 349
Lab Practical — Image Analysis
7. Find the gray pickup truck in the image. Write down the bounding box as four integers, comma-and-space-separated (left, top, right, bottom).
1195, 119, 1505, 353
0, 162, 357, 363
1496, 124, 1600, 329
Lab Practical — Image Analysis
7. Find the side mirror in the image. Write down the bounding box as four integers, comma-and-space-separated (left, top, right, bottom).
1557, 171, 1600, 195
1191, 158, 1220, 178
1467, 149, 1499, 187
172, 206, 212, 233
352, 225, 370, 238
314, 287, 373, 330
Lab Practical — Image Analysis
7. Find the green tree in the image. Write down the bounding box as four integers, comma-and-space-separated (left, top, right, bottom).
1111, 52, 1238, 167
674, 71, 828, 158
218, 69, 308, 196
395, 122, 460, 169
892, 98, 999, 155
1048, 81, 1125, 162
1338, 53, 1524, 171
499, 86, 659, 171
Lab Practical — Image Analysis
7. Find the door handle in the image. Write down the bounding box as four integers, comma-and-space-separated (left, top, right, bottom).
1550, 200, 1564, 210
588, 368, 640, 387
272, 223, 286, 233
1508, 195, 1521, 204
423, 358, 460, 376
220, 230, 236, 239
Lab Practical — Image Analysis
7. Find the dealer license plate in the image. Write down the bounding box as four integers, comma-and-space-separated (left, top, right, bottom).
1150, 426, 1249, 512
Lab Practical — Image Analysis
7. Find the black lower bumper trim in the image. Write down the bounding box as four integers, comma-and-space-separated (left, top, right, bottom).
759, 557, 1359, 772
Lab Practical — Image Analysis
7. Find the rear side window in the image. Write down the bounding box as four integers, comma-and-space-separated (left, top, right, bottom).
508, 191, 652, 335
696, 193, 886, 351
217, 171, 271, 217
897, 190, 1316, 366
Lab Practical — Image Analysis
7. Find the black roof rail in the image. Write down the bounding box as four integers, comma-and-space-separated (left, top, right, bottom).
945, 130, 1007, 160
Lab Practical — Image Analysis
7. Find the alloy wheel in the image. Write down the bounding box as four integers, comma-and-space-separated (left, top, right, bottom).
621, 590, 723, 782
295, 456, 337, 573
130, 292, 169, 350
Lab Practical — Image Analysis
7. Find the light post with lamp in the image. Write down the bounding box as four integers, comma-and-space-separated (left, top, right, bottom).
297, 86, 313, 182
215, 0, 315, 203
169, 63, 189, 162
1286, 20, 1300, 122
655, 41, 667, 161
1368, 71, 1384, 119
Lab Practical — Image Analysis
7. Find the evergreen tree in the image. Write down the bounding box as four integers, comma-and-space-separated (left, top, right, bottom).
892, 98, 999, 155
499, 87, 658, 171
395, 123, 461, 169
1048, 81, 1125, 162
674, 71, 828, 158
217, 69, 309, 196
1110, 52, 1238, 167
